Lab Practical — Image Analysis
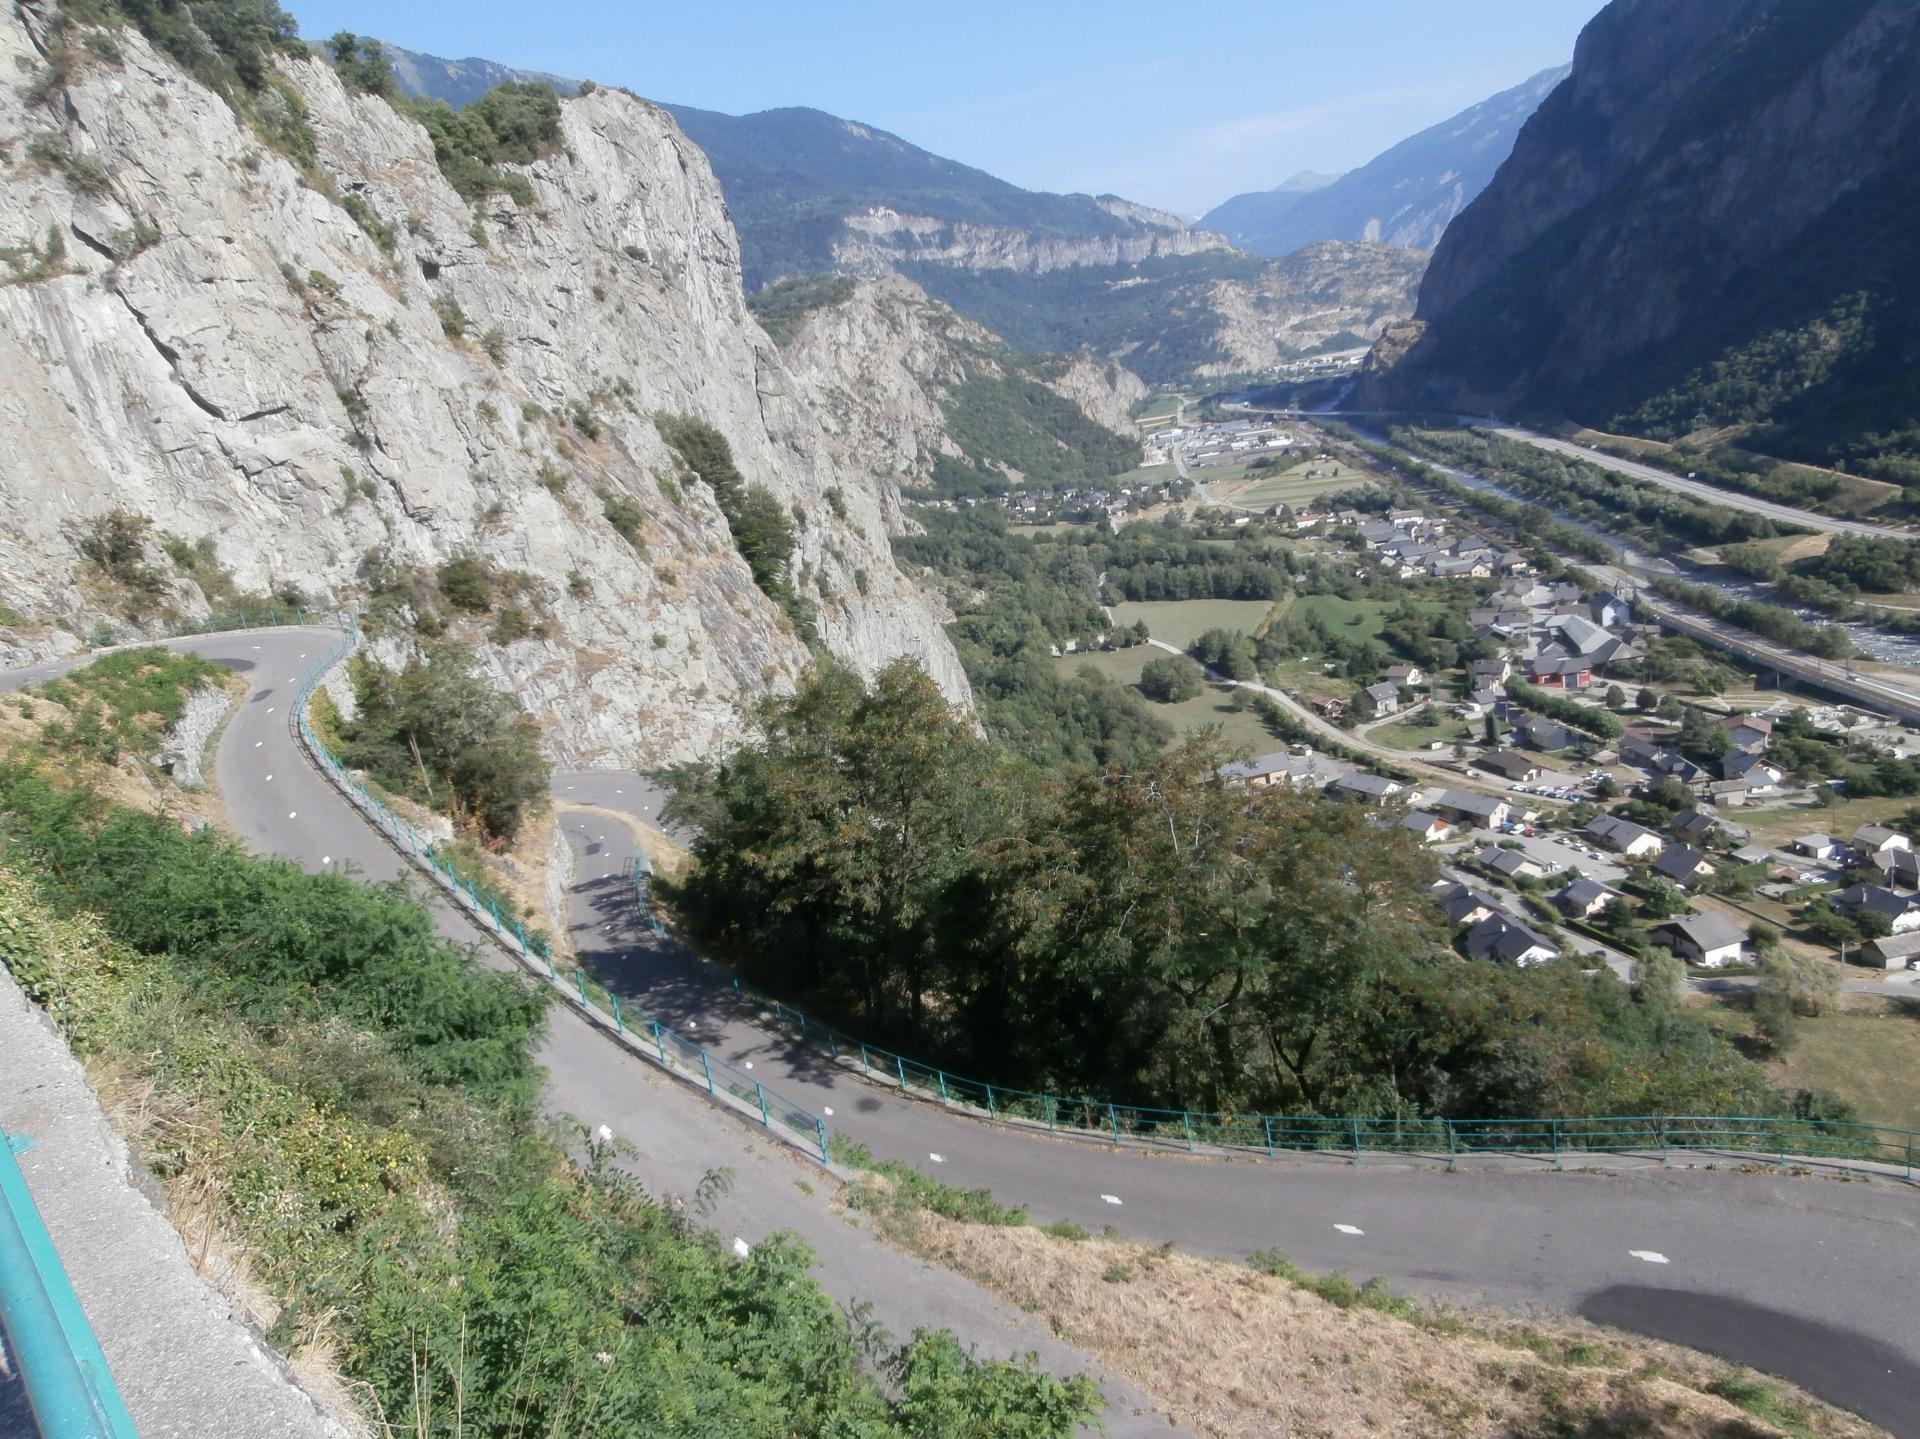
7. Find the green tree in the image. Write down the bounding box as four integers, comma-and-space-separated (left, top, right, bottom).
1139, 654, 1204, 704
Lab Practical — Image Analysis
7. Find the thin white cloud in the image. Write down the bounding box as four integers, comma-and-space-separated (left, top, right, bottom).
1193, 106, 1333, 156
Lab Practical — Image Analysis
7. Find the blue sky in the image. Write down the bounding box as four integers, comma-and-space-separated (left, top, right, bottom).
287, 1, 1606, 216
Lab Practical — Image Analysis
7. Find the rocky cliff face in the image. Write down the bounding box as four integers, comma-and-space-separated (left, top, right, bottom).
1201, 241, 1429, 375
833, 204, 1226, 276
774, 273, 1143, 491
1363, 0, 1920, 463
0, 9, 968, 764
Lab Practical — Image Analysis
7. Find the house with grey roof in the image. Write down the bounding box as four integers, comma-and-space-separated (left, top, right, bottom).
1430, 788, 1510, 829
1328, 771, 1403, 803
1652, 911, 1747, 968
1552, 874, 1618, 919
1653, 844, 1718, 890
1475, 845, 1552, 881
1832, 884, 1920, 933
1463, 914, 1558, 967
1586, 814, 1665, 858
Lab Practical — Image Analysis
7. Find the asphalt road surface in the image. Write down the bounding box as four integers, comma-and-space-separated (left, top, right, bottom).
8, 628, 1920, 1435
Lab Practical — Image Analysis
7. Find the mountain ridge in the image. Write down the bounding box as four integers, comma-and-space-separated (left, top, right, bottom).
1201, 66, 1570, 258
1363, 0, 1920, 482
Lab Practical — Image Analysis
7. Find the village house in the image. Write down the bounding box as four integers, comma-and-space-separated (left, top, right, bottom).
1652, 911, 1747, 968
1832, 884, 1920, 933
1433, 882, 1505, 928
1383, 663, 1425, 688
1361, 681, 1403, 718
1791, 833, 1850, 862
1669, 807, 1724, 844
1430, 789, 1512, 830
1463, 914, 1559, 967
1585, 815, 1666, 858
1552, 874, 1618, 919
1862, 932, 1920, 970
1329, 771, 1404, 803
1869, 847, 1920, 890
1217, 753, 1316, 790
1852, 825, 1912, 859
1476, 750, 1543, 783
1475, 845, 1552, 881
1401, 810, 1455, 844
1723, 714, 1775, 752
1653, 844, 1718, 891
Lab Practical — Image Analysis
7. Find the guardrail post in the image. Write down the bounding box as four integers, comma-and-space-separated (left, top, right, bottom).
859, 1044, 871, 1077
827, 1032, 838, 1060
1263, 1116, 1274, 1158
1183, 1111, 1195, 1153
816, 1117, 830, 1164
574, 970, 588, 1007
896, 1054, 908, 1090
1907, 1131, 1914, 1185
1350, 1116, 1362, 1163
1046, 1094, 1056, 1133
652, 1021, 666, 1064
700, 1052, 715, 1094
610, 994, 623, 1034
937, 1071, 949, 1104
1446, 1120, 1458, 1171
1658, 1116, 1669, 1165
755, 1083, 770, 1129
1108, 1103, 1120, 1143
986, 1085, 997, 1121
1552, 1118, 1562, 1171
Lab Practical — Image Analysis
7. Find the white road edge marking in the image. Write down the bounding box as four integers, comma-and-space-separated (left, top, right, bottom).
1334, 1223, 1365, 1236
266, 706, 275, 714
1100, 1194, 1122, 1205
1629, 1250, 1670, 1264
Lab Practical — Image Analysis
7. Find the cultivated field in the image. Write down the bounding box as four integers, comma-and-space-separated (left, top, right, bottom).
1208, 458, 1369, 510
1105, 598, 1278, 648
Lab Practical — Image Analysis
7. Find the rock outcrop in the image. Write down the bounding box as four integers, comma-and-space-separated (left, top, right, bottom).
834, 204, 1226, 276
774, 273, 1142, 491
0, 10, 968, 765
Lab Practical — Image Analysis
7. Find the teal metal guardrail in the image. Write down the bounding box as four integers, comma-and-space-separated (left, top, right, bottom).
619, 875, 1919, 1176
289, 624, 830, 1163
0, 1134, 140, 1439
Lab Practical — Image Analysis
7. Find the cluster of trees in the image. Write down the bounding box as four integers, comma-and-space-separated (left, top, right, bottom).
1648, 577, 1854, 659
1803, 534, 1920, 596
895, 510, 1167, 769
1504, 679, 1624, 741
657, 416, 813, 639
1139, 653, 1205, 703
665, 662, 1794, 1124
1402, 429, 1797, 554
0, 766, 1095, 1439
336, 640, 549, 843
933, 370, 1140, 492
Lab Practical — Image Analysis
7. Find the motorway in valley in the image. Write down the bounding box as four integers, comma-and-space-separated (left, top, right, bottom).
7, 627, 1920, 1434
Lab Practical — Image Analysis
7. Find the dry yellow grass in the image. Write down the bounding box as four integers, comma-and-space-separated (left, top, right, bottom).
905, 1215, 1885, 1439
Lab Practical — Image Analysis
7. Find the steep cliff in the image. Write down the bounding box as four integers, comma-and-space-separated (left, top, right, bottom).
0, 7, 968, 762
768, 273, 1143, 494
1202, 67, 1569, 258
1365, 0, 1920, 479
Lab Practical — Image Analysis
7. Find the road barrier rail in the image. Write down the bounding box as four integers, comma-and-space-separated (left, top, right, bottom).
715, 978, 1919, 1176
0, 1133, 140, 1439
288, 623, 829, 1163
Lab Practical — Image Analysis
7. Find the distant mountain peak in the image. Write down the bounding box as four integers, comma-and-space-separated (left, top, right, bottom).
1202, 65, 1569, 258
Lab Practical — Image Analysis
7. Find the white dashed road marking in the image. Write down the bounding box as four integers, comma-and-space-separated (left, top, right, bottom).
287, 811, 297, 819
254, 741, 263, 748
823, 1107, 834, 1117
264, 774, 272, 782
928, 1153, 944, 1164
321, 856, 331, 865
266, 706, 275, 714
1100, 1194, 1122, 1206
743, 1062, 753, 1070
732, 1237, 751, 1258
1334, 1224, 1365, 1236
685, 1020, 697, 1030
1630, 1250, 1670, 1265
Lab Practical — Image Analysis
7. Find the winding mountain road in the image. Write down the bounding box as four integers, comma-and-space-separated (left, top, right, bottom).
8, 627, 1920, 1435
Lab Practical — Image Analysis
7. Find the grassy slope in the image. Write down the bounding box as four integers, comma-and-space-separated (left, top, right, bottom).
1055, 647, 1279, 757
